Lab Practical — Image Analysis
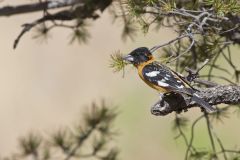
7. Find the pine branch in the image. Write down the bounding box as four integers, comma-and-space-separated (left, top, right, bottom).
151, 85, 240, 116
12, 0, 113, 49
0, 0, 83, 17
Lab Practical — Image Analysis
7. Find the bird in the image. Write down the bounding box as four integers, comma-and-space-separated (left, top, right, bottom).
123, 47, 216, 112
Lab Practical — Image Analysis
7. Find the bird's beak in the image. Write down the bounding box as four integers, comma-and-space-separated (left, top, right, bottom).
123, 55, 134, 63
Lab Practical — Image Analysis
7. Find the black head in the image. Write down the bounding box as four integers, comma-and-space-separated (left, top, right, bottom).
123, 47, 153, 66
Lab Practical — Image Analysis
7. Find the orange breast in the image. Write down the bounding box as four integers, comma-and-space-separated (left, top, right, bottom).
136, 60, 168, 93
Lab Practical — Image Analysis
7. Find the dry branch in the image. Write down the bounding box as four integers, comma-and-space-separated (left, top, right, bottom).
11, 0, 113, 48
0, 0, 83, 16
151, 85, 240, 116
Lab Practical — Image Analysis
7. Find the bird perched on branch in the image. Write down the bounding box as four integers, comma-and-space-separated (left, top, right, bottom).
123, 47, 216, 112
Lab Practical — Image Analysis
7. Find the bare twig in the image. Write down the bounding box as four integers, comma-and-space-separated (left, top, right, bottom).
204, 112, 217, 157
214, 134, 228, 160
150, 34, 189, 53
167, 35, 195, 63
0, 0, 83, 17
185, 115, 204, 160
185, 59, 209, 82
174, 114, 189, 147
13, 0, 112, 48
192, 78, 218, 87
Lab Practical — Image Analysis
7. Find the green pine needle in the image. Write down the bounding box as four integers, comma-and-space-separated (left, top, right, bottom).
109, 51, 128, 77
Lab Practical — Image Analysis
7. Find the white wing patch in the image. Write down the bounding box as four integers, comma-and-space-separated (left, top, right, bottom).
177, 85, 184, 89
193, 93, 201, 97
161, 79, 166, 82
146, 71, 160, 77
157, 81, 169, 87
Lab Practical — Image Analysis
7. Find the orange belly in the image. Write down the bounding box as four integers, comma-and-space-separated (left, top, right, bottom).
139, 75, 169, 93
136, 60, 169, 93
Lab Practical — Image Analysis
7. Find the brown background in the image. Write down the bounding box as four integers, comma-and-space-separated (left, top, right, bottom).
0, 1, 240, 159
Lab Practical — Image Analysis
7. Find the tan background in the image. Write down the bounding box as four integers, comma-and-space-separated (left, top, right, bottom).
0, 1, 240, 159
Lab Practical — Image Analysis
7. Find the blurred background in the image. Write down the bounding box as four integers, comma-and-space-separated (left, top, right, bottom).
0, 1, 240, 160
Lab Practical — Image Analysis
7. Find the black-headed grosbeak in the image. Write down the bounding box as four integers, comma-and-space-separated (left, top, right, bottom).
123, 47, 216, 112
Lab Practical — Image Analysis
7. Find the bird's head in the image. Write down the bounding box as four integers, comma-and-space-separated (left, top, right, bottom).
123, 47, 153, 67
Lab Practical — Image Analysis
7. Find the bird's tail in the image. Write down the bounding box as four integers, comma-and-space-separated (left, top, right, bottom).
191, 93, 216, 112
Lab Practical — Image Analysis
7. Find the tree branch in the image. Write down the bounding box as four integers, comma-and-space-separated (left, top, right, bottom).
151, 85, 240, 116
12, 0, 113, 49
0, 0, 83, 17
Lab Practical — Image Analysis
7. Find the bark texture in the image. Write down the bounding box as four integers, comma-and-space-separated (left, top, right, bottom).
151, 85, 240, 116
0, 0, 82, 16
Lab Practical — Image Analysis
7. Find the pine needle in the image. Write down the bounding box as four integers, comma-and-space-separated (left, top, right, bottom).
109, 50, 128, 77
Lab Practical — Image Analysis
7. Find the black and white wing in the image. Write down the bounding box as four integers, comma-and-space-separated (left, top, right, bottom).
142, 62, 216, 112
142, 62, 191, 94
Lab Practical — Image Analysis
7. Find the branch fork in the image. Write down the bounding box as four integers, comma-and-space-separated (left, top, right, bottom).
151, 59, 240, 116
